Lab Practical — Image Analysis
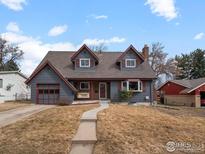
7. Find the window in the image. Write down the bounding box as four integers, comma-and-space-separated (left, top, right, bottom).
121, 80, 142, 92
0, 79, 2, 88
125, 59, 136, 68
80, 58, 90, 68
80, 82, 90, 90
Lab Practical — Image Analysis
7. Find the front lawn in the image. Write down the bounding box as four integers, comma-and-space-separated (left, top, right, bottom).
0, 102, 31, 112
0, 104, 98, 154
94, 105, 205, 154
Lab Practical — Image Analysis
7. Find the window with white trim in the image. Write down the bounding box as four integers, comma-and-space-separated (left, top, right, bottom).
121, 80, 142, 92
80, 82, 90, 90
80, 58, 90, 68
125, 59, 136, 68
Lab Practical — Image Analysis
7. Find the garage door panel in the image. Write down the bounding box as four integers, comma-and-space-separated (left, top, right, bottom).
37, 84, 60, 104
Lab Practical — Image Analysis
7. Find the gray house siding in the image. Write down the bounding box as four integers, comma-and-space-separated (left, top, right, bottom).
129, 80, 153, 103
110, 80, 153, 103
28, 65, 74, 103
110, 81, 120, 101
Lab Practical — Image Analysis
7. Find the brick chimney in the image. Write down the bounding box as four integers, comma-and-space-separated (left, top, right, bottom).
142, 44, 149, 61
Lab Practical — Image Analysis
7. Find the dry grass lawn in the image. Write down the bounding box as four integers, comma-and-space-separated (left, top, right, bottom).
0, 102, 30, 112
94, 105, 205, 154
0, 104, 98, 154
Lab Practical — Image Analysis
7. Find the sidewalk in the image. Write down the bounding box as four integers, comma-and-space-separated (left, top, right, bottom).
69, 101, 109, 154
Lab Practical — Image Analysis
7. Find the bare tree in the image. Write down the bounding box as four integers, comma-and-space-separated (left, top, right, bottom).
0, 37, 24, 71
149, 42, 177, 86
89, 43, 107, 53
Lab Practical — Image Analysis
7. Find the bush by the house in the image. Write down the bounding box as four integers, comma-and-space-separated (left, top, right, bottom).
119, 90, 133, 101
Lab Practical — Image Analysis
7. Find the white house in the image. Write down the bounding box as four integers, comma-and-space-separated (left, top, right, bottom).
0, 71, 30, 103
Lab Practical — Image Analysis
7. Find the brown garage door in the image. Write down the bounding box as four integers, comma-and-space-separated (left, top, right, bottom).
37, 84, 60, 104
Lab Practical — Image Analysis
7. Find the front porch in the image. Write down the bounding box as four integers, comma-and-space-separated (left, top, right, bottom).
72, 80, 111, 100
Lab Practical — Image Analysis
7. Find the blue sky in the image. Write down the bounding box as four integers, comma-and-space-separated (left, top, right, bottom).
0, 0, 205, 75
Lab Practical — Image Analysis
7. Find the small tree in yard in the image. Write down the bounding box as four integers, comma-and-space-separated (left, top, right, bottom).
0, 37, 24, 71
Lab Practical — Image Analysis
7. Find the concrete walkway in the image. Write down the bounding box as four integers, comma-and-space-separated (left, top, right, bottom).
69, 101, 109, 154
0, 105, 53, 127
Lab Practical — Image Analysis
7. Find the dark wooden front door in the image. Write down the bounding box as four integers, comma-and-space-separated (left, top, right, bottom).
99, 82, 107, 99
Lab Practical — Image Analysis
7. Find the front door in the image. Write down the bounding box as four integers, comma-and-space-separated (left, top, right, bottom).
99, 82, 107, 99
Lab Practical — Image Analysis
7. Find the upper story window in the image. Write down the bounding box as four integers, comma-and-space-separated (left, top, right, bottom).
0, 79, 3, 88
80, 58, 90, 68
125, 59, 136, 68
121, 80, 142, 92
80, 82, 90, 90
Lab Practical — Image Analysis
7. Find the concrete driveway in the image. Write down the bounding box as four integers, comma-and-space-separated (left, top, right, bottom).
0, 105, 53, 127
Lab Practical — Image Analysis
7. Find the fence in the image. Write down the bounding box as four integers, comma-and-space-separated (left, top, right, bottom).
14, 93, 31, 101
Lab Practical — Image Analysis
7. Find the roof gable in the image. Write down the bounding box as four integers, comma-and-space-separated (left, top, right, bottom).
116, 45, 144, 62
157, 80, 188, 91
158, 78, 205, 94
71, 44, 99, 63
25, 60, 77, 92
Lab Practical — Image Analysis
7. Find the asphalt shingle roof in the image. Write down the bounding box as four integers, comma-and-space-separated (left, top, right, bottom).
159, 78, 205, 93
37, 51, 156, 79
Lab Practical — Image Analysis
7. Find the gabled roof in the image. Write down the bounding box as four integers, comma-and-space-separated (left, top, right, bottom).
0, 71, 28, 79
25, 60, 77, 92
71, 44, 99, 62
35, 51, 156, 79
157, 78, 205, 94
116, 45, 144, 62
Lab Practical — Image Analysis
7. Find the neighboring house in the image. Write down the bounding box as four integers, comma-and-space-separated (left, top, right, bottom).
25, 44, 156, 104
157, 78, 205, 107
0, 71, 30, 103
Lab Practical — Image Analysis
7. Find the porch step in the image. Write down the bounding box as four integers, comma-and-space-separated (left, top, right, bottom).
72, 139, 97, 144
80, 118, 96, 122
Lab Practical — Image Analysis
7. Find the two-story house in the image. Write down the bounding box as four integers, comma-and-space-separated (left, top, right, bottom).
25, 44, 156, 104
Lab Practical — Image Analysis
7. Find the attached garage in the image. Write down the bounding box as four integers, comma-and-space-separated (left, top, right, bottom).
25, 61, 77, 104
37, 84, 60, 104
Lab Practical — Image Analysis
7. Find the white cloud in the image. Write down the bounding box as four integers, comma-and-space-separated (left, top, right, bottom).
175, 22, 180, 26
194, 32, 204, 40
48, 25, 68, 37
95, 15, 108, 20
0, 0, 26, 11
1, 31, 77, 75
6, 22, 20, 32
145, 0, 178, 21
83, 37, 126, 46
1, 24, 125, 75
88, 14, 108, 20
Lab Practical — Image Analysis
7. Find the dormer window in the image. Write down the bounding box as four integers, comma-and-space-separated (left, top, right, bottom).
80, 58, 90, 68
125, 59, 136, 68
